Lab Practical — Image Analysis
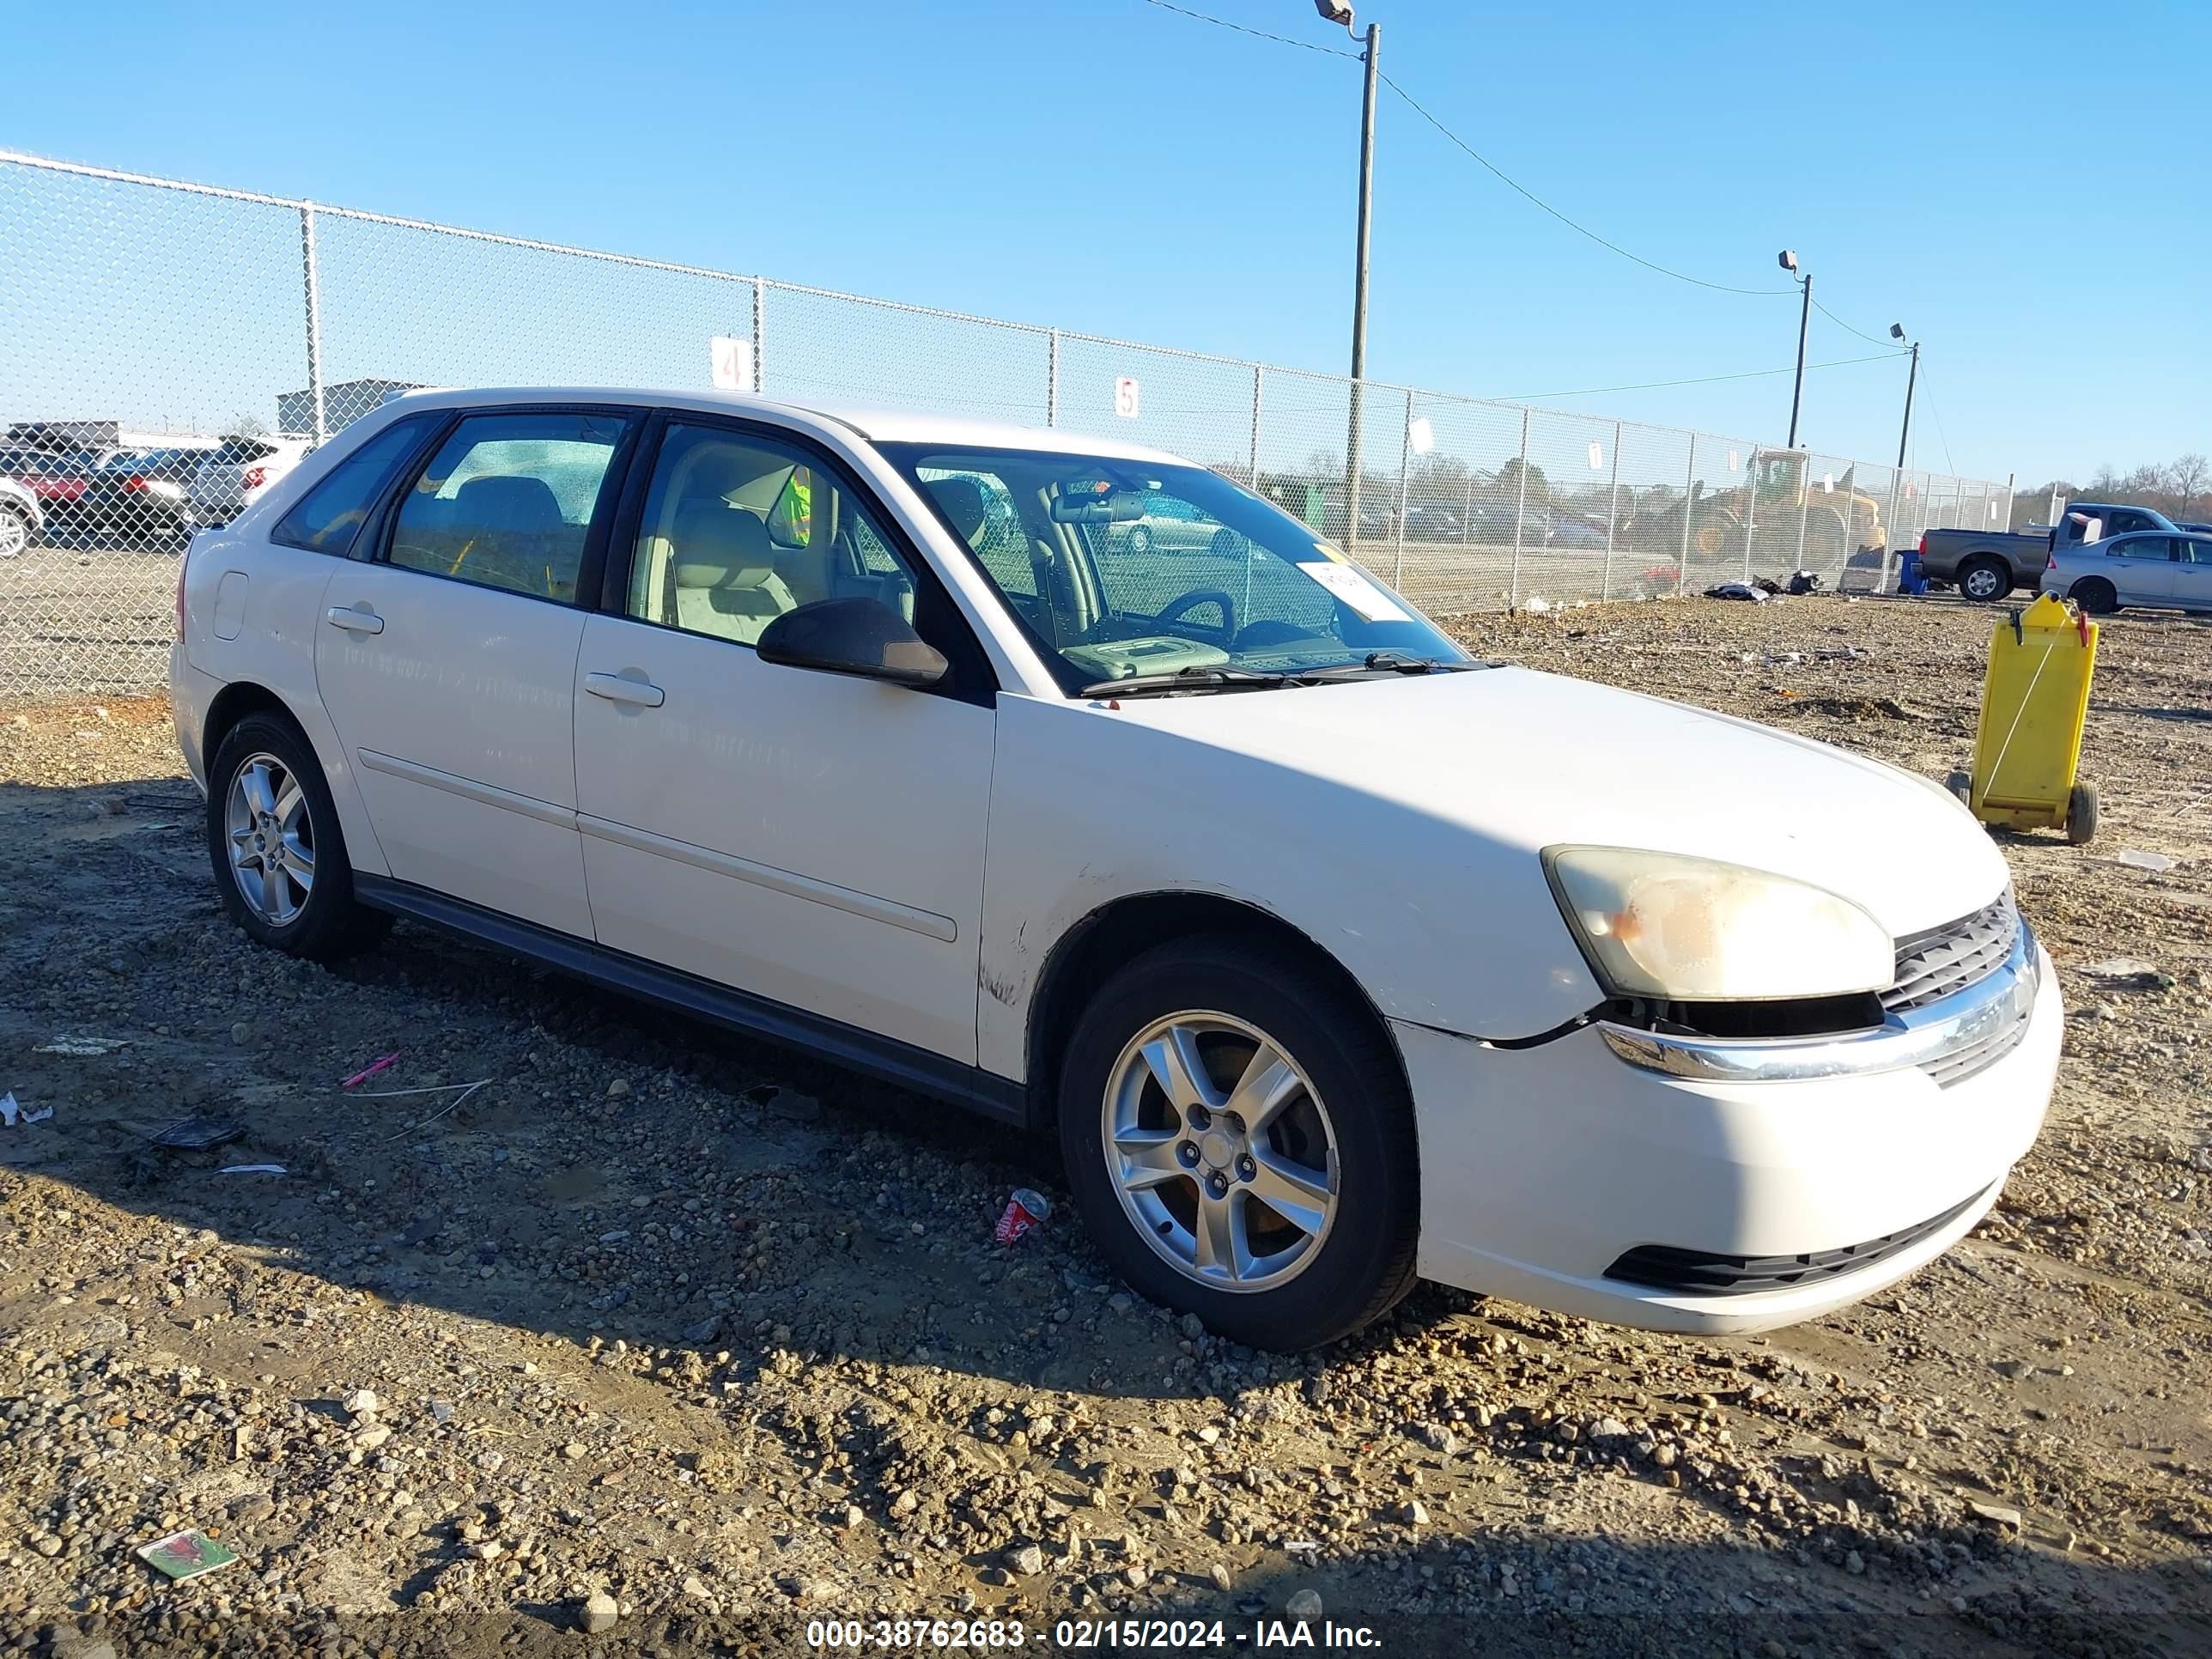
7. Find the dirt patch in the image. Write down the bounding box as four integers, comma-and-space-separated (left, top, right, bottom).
3, 600, 2210, 1656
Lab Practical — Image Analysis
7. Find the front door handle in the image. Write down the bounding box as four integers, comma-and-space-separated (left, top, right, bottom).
584, 670, 665, 708
325, 604, 384, 635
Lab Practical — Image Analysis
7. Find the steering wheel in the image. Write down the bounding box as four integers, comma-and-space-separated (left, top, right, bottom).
1153, 586, 1237, 642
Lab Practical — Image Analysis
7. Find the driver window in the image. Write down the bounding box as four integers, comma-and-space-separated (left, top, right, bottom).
628, 426, 916, 647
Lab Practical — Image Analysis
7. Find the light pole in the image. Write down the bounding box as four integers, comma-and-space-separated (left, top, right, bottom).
1317, 2, 1379, 545
1779, 250, 1810, 449
1889, 323, 1919, 470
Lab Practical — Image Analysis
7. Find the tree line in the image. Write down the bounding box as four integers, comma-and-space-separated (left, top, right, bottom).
2009, 453, 2210, 531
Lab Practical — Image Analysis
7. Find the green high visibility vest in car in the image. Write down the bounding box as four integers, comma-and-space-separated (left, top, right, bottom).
775, 470, 813, 544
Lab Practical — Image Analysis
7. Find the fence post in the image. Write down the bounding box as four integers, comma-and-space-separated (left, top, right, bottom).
1740, 447, 1760, 581
1793, 456, 1812, 575
1047, 329, 1061, 428
1882, 469, 1903, 593
1509, 407, 1531, 607
750, 278, 766, 394
297, 204, 326, 444
1600, 420, 1621, 600
1678, 441, 1695, 595
1248, 365, 1264, 491
1392, 399, 1412, 587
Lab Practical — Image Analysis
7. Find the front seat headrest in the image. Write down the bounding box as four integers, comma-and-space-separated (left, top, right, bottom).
671, 503, 778, 590
926, 477, 990, 548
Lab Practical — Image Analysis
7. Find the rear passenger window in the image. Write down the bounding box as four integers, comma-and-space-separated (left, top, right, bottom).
386, 412, 628, 602
271, 415, 436, 556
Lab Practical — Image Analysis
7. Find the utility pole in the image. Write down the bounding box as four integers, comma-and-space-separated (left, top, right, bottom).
1778, 250, 1810, 449
1895, 340, 1919, 470
1346, 18, 1380, 550
1317, 4, 1380, 550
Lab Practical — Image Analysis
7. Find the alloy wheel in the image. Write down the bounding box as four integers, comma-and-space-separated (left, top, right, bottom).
224, 751, 315, 925
1101, 1011, 1339, 1292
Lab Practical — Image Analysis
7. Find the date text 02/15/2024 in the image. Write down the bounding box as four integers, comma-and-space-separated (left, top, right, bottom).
803, 1620, 1384, 1650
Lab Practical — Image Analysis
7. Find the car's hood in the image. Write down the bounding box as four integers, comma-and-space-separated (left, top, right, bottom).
1103, 665, 2007, 939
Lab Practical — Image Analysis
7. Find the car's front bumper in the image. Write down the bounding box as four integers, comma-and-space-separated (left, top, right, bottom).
1401, 935, 2061, 1334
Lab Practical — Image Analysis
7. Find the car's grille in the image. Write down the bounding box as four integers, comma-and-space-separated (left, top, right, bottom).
1884, 895, 2019, 1015
1603, 1186, 1991, 1297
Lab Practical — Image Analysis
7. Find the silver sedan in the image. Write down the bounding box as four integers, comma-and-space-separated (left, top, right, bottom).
2041, 530, 2212, 616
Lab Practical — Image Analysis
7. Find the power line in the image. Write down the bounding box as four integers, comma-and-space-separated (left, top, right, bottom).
1498, 351, 1904, 403
1137, 0, 1359, 57
1377, 74, 1793, 298
1810, 296, 1907, 352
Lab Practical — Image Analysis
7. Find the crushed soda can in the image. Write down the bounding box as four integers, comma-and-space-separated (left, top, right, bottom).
994, 1188, 1052, 1246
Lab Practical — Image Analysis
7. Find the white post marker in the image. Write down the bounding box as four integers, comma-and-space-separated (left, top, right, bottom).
710, 336, 755, 393
1114, 376, 1140, 419
1587, 440, 1604, 471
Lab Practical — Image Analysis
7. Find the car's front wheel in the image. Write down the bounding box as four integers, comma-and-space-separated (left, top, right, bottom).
0, 505, 30, 560
206, 712, 388, 961
1057, 937, 1419, 1351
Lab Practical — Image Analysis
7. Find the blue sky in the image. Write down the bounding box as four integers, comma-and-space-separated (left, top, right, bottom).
6, 0, 2205, 484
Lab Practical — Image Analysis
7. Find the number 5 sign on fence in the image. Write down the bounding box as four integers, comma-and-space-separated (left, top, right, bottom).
1114, 376, 1140, 419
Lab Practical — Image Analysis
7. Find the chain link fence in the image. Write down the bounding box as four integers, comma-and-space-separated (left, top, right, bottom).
0, 150, 2016, 699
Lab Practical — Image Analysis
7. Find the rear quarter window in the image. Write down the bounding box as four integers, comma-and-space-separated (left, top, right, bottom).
270, 416, 439, 556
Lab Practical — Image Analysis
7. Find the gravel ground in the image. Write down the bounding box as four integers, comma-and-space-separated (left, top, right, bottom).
2, 592, 2209, 1658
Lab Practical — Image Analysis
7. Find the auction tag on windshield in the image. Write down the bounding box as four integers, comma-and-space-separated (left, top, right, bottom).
1297, 561, 1410, 623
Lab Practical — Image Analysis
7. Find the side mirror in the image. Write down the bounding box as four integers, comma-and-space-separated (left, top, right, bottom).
756, 598, 948, 690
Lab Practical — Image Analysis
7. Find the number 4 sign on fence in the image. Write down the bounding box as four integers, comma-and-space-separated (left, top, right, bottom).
1114, 376, 1140, 419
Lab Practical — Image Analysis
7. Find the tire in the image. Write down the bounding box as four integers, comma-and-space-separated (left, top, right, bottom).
1056, 936, 1419, 1351
1959, 556, 2012, 603
206, 712, 389, 961
2067, 781, 2099, 847
1125, 524, 1152, 556
2069, 576, 2118, 616
0, 505, 29, 560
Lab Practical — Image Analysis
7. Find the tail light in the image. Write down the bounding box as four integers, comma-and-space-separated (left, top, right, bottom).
242, 465, 267, 491
2046, 552, 2057, 570
122, 475, 149, 492
1917, 533, 1927, 556
173, 551, 188, 641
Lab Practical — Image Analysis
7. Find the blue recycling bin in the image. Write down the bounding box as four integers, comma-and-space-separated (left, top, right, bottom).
1897, 550, 1928, 595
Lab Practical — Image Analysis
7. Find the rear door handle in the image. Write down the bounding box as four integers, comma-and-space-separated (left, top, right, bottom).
325, 605, 384, 635
584, 671, 665, 708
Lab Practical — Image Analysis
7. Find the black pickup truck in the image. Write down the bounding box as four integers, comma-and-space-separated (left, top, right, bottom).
1917, 502, 2178, 600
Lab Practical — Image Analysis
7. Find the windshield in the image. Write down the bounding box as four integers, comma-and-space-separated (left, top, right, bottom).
879, 444, 1467, 692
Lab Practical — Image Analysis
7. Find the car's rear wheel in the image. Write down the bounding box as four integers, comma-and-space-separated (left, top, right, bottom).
2069, 576, 2118, 615
206, 713, 388, 961
1057, 937, 1419, 1351
0, 506, 30, 560
1959, 556, 2012, 602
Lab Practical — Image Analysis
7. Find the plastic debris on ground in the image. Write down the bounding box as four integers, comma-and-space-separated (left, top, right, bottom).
2113, 849, 2177, 873
1521, 596, 1553, 614
1703, 582, 1768, 602
148, 1115, 246, 1152
33, 1036, 129, 1055
340, 1052, 401, 1089
217, 1163, 288, 1176
994, 1188, 1052, 1245
0, 1093, 51, 1127
1787, 569, 1826, 595
136, 1528, 239, 1583
2079, 958, 2175, 990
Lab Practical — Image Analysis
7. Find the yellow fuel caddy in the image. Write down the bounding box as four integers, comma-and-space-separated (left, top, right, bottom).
1947, 592, 2100, 843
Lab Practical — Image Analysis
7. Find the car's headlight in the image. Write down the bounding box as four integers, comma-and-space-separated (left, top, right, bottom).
1544, 846, 1893, 1002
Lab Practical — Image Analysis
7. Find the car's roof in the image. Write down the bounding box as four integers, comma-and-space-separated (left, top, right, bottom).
384, 386, 1193, 466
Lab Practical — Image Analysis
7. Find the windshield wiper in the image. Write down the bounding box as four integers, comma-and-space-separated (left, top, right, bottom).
1296, 652, 1484, 680
1080, 666, 1303, 699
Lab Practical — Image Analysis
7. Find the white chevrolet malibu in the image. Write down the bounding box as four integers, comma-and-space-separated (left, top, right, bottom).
171, 388, 2060, 1351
